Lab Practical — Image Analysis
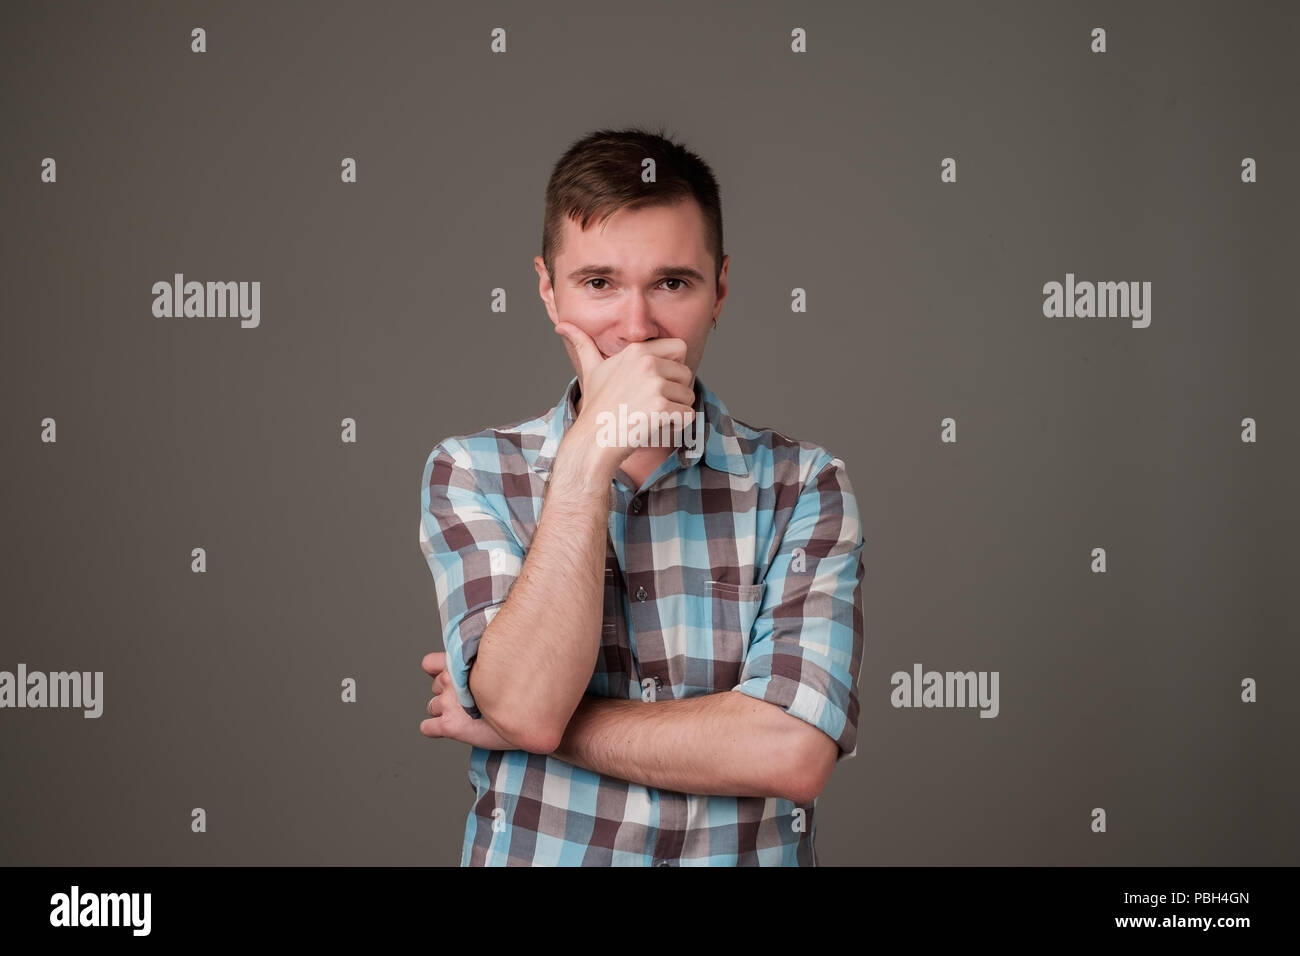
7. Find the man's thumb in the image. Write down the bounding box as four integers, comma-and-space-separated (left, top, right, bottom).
554, 322, 603, 380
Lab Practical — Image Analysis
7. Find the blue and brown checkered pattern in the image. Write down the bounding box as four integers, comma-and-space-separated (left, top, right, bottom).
419, 374, 864, 865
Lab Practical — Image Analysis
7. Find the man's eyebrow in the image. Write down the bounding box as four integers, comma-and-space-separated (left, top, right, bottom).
567, 264, 707, 283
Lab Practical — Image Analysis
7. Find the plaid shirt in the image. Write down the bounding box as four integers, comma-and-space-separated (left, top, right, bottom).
419, 374, 864, 865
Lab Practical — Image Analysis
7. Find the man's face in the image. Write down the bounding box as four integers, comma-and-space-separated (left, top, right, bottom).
535, 197, 729, 385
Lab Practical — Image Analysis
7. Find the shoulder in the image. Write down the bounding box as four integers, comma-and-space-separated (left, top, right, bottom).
728, 413, 855, 496
726, 414, 864, 554
422, 404, 555, 485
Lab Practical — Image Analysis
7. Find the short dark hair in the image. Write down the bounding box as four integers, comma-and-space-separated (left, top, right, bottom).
541, 126, 725, 290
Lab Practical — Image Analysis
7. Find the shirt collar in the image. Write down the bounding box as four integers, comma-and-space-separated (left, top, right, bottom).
531, 373, 750, 480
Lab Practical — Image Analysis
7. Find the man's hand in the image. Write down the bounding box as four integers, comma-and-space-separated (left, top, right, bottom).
419, 652, 522, 751
553, 322, 696, 467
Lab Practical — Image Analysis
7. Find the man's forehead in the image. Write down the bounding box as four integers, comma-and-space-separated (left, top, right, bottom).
558, 204, 708, 265
564, 199, 702, 237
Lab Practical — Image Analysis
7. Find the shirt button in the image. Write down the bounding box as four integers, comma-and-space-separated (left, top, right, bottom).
654, 676, 663, 689
636, 585, 648, 602
655, 859, 671, 867
631, 498, 642, 513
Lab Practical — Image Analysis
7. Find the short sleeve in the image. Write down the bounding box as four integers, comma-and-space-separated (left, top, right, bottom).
419, 439, 526, 720
732, 454, 865, 762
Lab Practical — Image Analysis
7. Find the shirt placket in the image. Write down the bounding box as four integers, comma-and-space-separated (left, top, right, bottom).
617, 471, 692, 866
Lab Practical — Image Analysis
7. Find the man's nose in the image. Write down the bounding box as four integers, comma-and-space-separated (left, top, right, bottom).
612, 293, 659, 346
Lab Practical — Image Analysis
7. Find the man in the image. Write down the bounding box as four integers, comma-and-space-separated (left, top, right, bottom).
418, 127, 864, 865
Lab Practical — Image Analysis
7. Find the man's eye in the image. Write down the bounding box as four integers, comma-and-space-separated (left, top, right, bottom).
585, 278, 688, 291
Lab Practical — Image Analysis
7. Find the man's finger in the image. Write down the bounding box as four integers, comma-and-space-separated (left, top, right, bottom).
652, 356, 695, 390
421, 651, 445, 676
554, 321, 605, 382
635, 337, 689, 364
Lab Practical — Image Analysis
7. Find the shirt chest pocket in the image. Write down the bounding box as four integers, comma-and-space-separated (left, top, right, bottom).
682, 580, 766, 694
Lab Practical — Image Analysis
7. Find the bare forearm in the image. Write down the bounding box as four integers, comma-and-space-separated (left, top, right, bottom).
551, 691, 806, 801
469, 424, 616, 751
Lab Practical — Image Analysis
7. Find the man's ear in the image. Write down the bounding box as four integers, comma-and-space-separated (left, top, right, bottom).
534, 255, 559, 324
713, 253, 731, 309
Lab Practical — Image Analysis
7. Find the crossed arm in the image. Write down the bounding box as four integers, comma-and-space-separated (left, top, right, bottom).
420, 651, 838, 804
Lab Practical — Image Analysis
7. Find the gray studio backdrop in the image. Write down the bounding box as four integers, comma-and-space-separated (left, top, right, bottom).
1, 0, 1296, 865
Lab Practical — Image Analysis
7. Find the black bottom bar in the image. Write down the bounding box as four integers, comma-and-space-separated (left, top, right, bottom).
0, 865, 1280, 941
